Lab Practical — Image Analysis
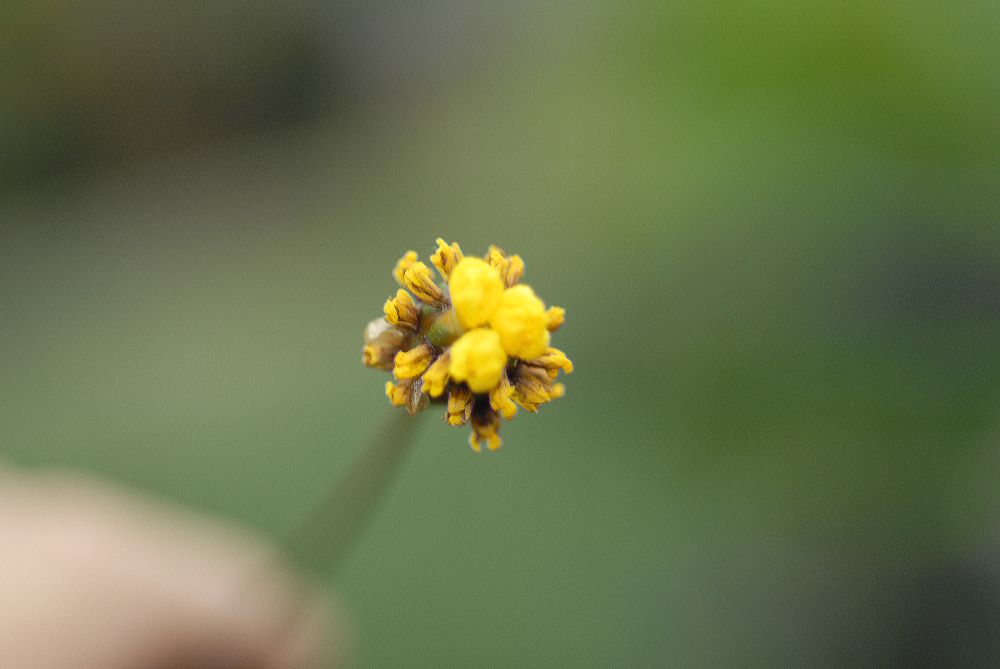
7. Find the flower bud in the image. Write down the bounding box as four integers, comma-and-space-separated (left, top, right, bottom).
449, 329, 507, 393
489, 285, 550, 359
449, 257, 504, 328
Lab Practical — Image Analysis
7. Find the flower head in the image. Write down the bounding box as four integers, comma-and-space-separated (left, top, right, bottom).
362, 240, 573, 452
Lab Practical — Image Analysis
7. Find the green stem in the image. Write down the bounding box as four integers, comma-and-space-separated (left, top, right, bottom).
283, 410, 422, 576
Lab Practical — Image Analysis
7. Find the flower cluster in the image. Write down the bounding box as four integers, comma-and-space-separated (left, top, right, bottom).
363, 239, 572, 452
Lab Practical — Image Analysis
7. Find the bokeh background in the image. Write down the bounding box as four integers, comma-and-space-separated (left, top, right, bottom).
3, 1, 1000, 666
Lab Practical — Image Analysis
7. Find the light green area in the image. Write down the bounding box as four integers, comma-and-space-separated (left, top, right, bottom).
2, 2, 1000, 666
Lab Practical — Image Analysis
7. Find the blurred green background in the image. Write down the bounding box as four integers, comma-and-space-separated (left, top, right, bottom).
3, 1, 1000, 666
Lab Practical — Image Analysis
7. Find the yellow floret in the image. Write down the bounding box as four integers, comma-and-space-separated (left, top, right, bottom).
511, 369, 553, 411
470, 410, 502, 452
430, 238, 464, 279
385, 380, 408, 407
393, 344, 434, 379
403, 262, 446, 306
489, 284, 550, 360
392, 251, 418, 285
447, 386, 474, 425
489, 371, 518, 419
545, 306, 565, 331
383, 288, 419, 330
486, 246, 525, 287
421, 351, 451, 398
448, 257, 504, 328
526, 346, 574, 378
449, 328, 507, 393
503, 254, 525, 287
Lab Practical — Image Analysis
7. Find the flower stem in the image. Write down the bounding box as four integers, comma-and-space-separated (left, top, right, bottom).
283, 410, 422, 576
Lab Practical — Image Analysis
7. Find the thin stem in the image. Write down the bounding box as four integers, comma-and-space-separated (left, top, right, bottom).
283, 410, 421, 577
231, 411, 420, 664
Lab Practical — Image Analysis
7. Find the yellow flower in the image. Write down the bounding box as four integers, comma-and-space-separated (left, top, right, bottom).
403, 261, 447, 307
489, 371, 517, 420
448, 257, 504, 328
503, 255, 525, 287
469, 409, 501, 452
363, 240, 572, 452
421, 351, 451, 398
510, 365, 556, 412
393, 343, 434, 379
386, 379, 428, 415
545, 306, 565, 331
430, 238, 464, 279
447, 386, 474, 425
525, 347, 574, 379
448, 329, 507, 393
489, 285, 550, 360
486, 246, 526, 288
383, 288, 420, 330
392, 251, 418, 285
385, 380, 407, 407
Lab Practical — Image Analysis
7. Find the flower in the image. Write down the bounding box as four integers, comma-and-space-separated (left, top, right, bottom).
489, 284, 550, 359
448, 257, 504, 329
362, 240, 573, 452
383, 289, 419, 330
449, 328, 507, 393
